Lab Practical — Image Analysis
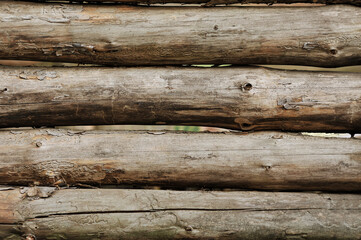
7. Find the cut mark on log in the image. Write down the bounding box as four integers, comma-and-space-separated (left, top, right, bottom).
17, 70, 58, 81
39, 17, 70, 24
277, 97, 325, 110
302, 42, 319, 51
278, 98, 301, 110
46, 129, 66, 137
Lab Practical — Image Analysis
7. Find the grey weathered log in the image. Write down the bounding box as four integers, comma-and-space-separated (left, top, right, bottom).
0, 188, 361, 239
1, 129, 360, 191
14, 0, 361, 6
1, 66, 361, 132
1, 2, 361, 67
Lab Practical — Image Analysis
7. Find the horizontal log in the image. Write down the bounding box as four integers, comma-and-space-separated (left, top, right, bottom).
1, 2, 361, 67
1, 129, 360, 191
1, 66, 361, 132
0, 188, 360, 239
14, 0, 361, 6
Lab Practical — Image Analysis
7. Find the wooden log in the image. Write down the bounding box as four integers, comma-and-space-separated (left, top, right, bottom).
14, 0, 361, 6
1, 2, 361, 67
1, 129, 360, 191
0, 188, 360, 239
1, 66, 361, 132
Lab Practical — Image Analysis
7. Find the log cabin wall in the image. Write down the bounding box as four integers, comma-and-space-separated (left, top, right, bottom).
0, 0, 360, 239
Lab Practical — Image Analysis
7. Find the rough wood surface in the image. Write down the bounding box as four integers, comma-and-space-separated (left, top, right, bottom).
1, 2, 361, 67
1, 129, 360, 191
14, 0, 361, 6
0, 188, 360, 239
1, 66, 361, 132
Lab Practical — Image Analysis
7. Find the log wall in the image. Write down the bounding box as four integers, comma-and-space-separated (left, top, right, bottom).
0, 0, 360, 239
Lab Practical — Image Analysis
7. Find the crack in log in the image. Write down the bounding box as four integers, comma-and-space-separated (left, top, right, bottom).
29, 207, 358, 219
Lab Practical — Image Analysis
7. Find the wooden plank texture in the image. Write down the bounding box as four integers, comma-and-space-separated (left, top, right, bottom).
0, 188, 360, 239
1, 66, 361, 132
1, 129, 360, 191
1, 2, 361, 67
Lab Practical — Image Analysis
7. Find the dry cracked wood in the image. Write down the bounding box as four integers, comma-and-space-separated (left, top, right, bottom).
13, 0, 361, 6
0, 188, 361, 239
1, 129, 360, 191
1, 2, 361, 67
1, 66, 361, 132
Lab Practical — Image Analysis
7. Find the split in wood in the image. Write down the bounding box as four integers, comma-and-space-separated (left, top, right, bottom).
0, 188, 360, 239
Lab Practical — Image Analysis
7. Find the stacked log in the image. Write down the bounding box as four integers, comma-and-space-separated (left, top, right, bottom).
1, 66, 361, 132
0, 0, 360, 239
1, 188, 360, 239
0, 2, 360, 67
1, 129, 360, 191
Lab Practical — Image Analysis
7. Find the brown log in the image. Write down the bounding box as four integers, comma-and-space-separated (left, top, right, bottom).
1, 66, 361, 132
0, 188, 360, 239
13, 0, 361, 6
1, 129, 360, 191
1, 2, 361, 67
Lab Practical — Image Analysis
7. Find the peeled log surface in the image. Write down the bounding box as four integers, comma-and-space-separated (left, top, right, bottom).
1, 2, 361, 67
0, 188, 361, 239
14, 0, 361, 6
1, 129, 361, 191
1, 66, 361, 132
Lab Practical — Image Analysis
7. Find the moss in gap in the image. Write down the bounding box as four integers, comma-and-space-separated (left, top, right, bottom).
173, 126, 201, 132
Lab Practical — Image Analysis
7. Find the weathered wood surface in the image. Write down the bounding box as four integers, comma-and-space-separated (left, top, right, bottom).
1, 66, 361, 132
14, 0, 361, 6
0, 188, 360, 239
1, 129, 360, 191
1, 2, 361, 67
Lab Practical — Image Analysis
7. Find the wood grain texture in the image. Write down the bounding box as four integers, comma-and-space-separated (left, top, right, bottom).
0, 188, 360, 239
1, 129, 360, 191
1, 66, 361, 132
13, 0, 361, 6
1, 2, 361, 67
